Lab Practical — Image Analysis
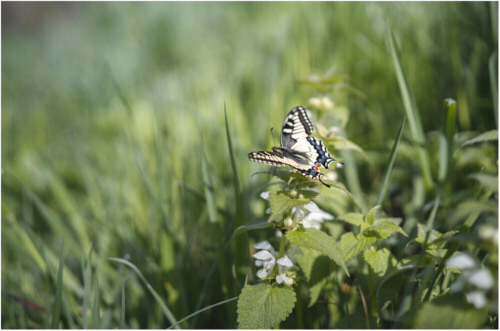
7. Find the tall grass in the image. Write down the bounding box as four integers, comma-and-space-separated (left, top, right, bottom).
2, 2, 497, 328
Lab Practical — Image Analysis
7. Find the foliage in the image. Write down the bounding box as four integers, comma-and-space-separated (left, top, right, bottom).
2, 2, 498, 329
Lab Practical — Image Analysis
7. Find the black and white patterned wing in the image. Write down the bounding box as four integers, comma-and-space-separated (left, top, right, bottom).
281, 106, 335, 169
280, 106, 313, 150
304, 137, 335, 169
248, 150, 331, 187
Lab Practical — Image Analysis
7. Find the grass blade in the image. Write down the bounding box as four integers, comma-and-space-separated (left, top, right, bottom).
375, 116, 406, 207
119, 281, 126, 329
108, 257, 179, 329
200, 128, 218, 223
388, 30, 433, 192
91, 272, 100, 329
167, 297, 239, 330
443, 99, 457, 189
82, 246, 93, 329
50, 240, 64, 329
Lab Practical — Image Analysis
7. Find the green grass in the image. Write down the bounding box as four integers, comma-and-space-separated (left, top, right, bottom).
2, 2, 498, 329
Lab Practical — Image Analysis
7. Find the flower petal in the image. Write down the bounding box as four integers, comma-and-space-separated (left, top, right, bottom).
446, 253, 476, 270
252, 250, 274, 260
465, 290, 487, 309
254, 241, 274, 251
468, 269, 493, 290
260, 191, 271, 200
277, 255, 293, 267
257, 269, 268, 279
303, 201, 320, 213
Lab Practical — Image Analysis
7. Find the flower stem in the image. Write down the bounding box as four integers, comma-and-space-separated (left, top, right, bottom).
279, 232, 286, 258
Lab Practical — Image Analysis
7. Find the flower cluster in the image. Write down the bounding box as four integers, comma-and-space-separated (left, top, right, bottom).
445, 253, 494, 309
252, 241, 294, 286
260, 191, 334, 232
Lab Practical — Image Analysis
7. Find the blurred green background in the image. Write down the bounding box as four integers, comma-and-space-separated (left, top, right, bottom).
2, 2, 497, 328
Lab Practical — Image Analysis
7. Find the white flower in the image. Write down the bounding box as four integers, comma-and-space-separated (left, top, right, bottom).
446, 252, 494, 309
260, 191, 271, 200
466, 290, 488, 309
293, 201, 334, 230
467, 269, 494, 290
276, 255, 294, 285
252, 241, 276, 279
446, 253, 476, 270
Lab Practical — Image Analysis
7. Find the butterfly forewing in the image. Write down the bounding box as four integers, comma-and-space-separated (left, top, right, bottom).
280, 106, 314, 150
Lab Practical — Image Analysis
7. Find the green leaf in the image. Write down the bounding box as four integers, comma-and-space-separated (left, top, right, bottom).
336, 213, 365, 227
286, 228, 349, 275
308, 277, 328, 308
467, 173, 498, 192
295, 248, 331, 307
237, 284, 296, 329
232, 222, 273, 239
414, 293, 488, 329
363, 219, 407, 239
365, 205, 380, 225
268, 191, 310, 222
50, 241, 64, 329
461, 130, 498, 147
294, 247, 323, 282
363, 248, 397, 277
340, 232, 376, 262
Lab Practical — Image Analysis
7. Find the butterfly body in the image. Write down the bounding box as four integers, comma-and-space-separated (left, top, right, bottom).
248, 106, 337, 187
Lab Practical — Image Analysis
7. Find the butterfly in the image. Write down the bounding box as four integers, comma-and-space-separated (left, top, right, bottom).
248, 106, 338, 187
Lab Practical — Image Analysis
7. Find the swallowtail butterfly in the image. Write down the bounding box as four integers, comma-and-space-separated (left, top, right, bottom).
248, 106, 338, 187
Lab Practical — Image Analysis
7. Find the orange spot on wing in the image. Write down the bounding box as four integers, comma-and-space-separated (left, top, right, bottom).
316, 163, 322, 167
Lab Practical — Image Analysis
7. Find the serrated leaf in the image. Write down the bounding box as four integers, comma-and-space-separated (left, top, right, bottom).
340, 232, 376, 262
268, 191, 309, 222
467, 173, 498, 192
237, 284, 296, 329
363, 220, 407, 239
365, 206, 380, 225
364, 248, 397, 277
286, 228, 349, 275
298, 189, 320, 200
336, 213, 365, 227
414, 293, 488, 329
461, 130, 498, 147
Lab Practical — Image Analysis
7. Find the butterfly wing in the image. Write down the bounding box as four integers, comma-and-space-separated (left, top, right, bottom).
248, 150, 331, 187
280, 106, 314, 150
281, 106, 335, 169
